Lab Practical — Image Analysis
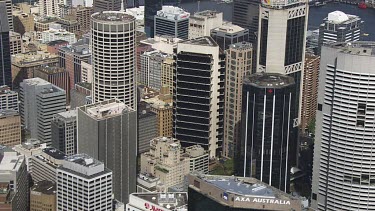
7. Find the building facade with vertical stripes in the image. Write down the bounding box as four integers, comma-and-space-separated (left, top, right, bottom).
237, 72, 296, 193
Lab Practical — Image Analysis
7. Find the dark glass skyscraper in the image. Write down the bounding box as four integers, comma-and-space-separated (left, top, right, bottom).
237, 73, 296, 192
144, 0, 179, 37
0, 2, 12, 88
232, 0, 258, 44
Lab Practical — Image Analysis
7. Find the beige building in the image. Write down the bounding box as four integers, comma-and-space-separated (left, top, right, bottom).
301, 54, 320, 133
71, 6, 93, 32
30, 180, 56, 211
188, 10, 223, 39
11, 51, 59, 88
161, 56, 174, 96
223, 42, 252, 158
34, 17, 58, 32
140, 137, 189, 191
0, 111, 21, 147
183, 145, 209, 174
12, 5, 34, 35
9, 32, 23, 55
143, 87, 173, 137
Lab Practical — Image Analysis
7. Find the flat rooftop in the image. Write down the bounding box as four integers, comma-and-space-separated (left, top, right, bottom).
130, 192, 188, 210
65, 153, 103, 168
330, 41, 375, 56
180, 36, 218, 47
0, 85, 16, 95
42, 148, 66, 160
31, 180, 56, 195
192, 10, 221, 18
56, 110, 77, 120
92, 11, 135, 23
22, 77, 50, 86
244, 73, 295, 89
229, 41, 253, 50
86, 101, 127, 119
0, 110, 19, 118
212, 22, 247, 34
0, 151, 24, 172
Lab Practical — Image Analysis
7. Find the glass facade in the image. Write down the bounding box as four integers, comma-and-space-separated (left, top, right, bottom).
237, 73, 296, 192
284, 16, 306, 66
0, 32, 12, 88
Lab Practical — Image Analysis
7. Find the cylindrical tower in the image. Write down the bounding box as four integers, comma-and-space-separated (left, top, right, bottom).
238, 72, 296, 192
91, 11, 136, 109
312, 42, 375, 211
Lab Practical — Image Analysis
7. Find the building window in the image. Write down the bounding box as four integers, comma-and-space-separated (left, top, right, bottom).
318, 103, 322, 111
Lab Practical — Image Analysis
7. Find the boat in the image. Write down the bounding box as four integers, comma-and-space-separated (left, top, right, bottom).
363, 33, 369, 36
358, 1, 367, 9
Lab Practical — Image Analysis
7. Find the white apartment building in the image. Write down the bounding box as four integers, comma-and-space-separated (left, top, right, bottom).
41, 27, 76, 44
81, 60, 92, 83
188, 10, 223, 39
57, 154, 113, 211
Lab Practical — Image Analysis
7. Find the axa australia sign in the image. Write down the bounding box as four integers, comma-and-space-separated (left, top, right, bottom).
234, 196, 291, 205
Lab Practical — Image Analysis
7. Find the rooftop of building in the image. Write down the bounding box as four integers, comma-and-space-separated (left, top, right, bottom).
55, 110, 77, 120
81, 99, 134, 120
183, 145, 207, 158
65, 153, 102, 168
0, 110, 19, 119
35, 16, 58, 23
42, 147, 66, 160
156, 6, 190, 21
244, 73, 295, 88
22, 77, 51, 86
130, 192, 188, 210
92, 11, 135, 23
59, 40, 90, 56
329, 41, 375, 56
76, 82, 92, 90
229, 41, 253, 50
142, 97, 172, 109
12, 51, 58, 66
325, 10, 361, 24
212, 22, 247, 34
138, 101, 157, 118
190, 173, 300, 201
60, 154, 111, 178
141, 35, 182, 45
47, 40, 69, 46
31, 180, 56, 195
191, 10, 222, 18
0, 149, 24, 172
20, 139, 44, 150
35, 66, 65, 74
0, 85, 17, 95
180, 36, 218, 47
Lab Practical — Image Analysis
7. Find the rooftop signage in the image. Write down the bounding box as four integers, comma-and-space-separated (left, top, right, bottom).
234, 196, 291, 205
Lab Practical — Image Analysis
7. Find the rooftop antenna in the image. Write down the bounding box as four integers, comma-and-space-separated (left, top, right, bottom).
197, 0, 200, 12
121, 0, 125, 12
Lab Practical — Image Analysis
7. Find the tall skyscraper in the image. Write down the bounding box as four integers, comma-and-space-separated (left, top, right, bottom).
144, 0, 179, 37
0, 2, 12, 88
238, 73, 296, 192
51, 110, 77, 156
300, 54, 320, 133
210, 23, 249, 51
57, 154, 113, 211
173, 36, 225, 158
20, 78, 66, 146
91, 11, 137, 109
0, 0, 13, 31
223, 42, 252, 158
77, 99, 137, 203
317, 11, 363, 55
311, 42, 375, 210
256, 0, 308, 127
154, 6, 189, 39
232, 0, 258, 44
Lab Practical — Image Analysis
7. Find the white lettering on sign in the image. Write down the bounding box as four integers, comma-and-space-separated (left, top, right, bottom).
234, 197, 291, 205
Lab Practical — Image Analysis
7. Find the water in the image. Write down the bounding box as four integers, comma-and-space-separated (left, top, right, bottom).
180, 1, 375, 41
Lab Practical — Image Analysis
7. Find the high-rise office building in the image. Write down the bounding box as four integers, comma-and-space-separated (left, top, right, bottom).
77, 99, 137, 203
154, 6, 189, 39
144, 0, 179, 37
257, 0, 308, 128
161, 56, 174, 96
188, 174, 303, 211
56, 154, 113, 210
58, 40, 91, 90
0, 0, 13, 31
51, 110, 77, 156
188, 10, 223, 39
38, 0, 63, 17
140, 50, 168, 91
173, 36, 225, 158
0, 110, 21, 147
0, 85, 19, 112
0, 2, 12, 88
91, 11, 137, 109
232, 0, 258, 44
93, 0, 121, 13
210, 23, 249, 50
300, 54, 320, 133
138, 101, 158, 154
317, 11, 363, 55
311, 42, 375, 210
238, 73, 296, 193
19, 78, 66, 146
223, 42, 252, 158
30, 180, 56, 211
0, 149, 29, 211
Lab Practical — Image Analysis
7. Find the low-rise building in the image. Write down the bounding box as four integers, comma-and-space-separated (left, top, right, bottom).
0, 110, 21, 147
126, 192, 188, 211
30, 180, 56, 211
188, 10, 223, 39
29, 147, 66, 182
12, 8, 34, 35
41, 27, 77, 44
183, 145, 209, 174
34, 17, 58, 32
46, 40, 69, 54
9, 32, 23, 55
188, 174, 303, 211
140, 35, 181, 54
0, 85, 18, 112
12, 138, 46, 170
81, 59, 92, 83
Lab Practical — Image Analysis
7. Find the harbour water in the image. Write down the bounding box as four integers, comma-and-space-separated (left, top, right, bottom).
180, 1, 375, 41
